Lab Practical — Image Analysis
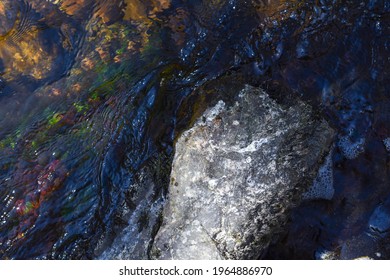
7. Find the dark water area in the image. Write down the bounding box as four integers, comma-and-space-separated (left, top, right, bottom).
0, 0, 389, 259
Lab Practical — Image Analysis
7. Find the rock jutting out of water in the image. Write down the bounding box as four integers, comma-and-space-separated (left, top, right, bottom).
151, 85, 335, 260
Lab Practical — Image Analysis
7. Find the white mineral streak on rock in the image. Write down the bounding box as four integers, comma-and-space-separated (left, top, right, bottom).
152, 85, 334, 259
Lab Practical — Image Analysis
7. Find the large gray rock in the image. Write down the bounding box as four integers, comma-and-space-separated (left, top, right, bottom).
152, 85, 334, 259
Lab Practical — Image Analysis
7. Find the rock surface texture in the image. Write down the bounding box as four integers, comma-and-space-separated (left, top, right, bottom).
152, 85, 334, 259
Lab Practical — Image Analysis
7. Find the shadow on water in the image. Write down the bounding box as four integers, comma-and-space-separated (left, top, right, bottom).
0, 0, 389, 259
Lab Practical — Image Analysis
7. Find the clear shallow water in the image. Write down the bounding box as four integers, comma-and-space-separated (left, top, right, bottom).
0, 0, 389, 259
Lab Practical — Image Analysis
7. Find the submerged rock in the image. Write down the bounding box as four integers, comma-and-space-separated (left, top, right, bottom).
151, 85, 334, 260
98, 166, 164, 259
302, 147, 334, 201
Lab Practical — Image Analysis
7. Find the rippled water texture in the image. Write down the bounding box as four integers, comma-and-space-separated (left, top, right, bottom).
0, 0, 389, 259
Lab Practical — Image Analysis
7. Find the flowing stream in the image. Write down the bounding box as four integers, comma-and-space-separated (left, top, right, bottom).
0, 0, 389, 259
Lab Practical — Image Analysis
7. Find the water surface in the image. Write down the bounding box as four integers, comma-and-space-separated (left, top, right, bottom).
0, 0, 389, 259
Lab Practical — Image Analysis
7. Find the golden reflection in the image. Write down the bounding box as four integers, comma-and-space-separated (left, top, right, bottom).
55, 0, 91, 16
0, 0, 17, 39
123, 0, 170, 22
0, 1, 54, 80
